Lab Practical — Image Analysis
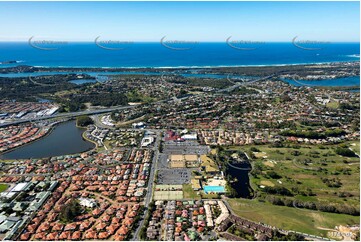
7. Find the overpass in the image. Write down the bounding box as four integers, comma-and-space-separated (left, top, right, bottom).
0, 74, 277, 128
217, 74, 276, 93
0, 105, 137, 128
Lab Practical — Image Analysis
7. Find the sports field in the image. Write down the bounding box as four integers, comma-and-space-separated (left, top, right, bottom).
153, 185, 183, 200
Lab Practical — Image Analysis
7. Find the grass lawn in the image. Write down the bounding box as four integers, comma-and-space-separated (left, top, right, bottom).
227, 142, 360, 207
0, 159, 18, 162
227, 198, 359, 238
224, 142, 359, 239
326, 101, 340, 109
0, 183, 9, 192
201, 193, 220, 199
103, 140, 114, 150
183, 184, 201, 199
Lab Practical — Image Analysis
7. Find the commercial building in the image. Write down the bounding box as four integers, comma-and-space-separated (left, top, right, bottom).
169, 154, 200, 168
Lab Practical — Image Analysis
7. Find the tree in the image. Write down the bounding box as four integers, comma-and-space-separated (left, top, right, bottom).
76, 115, 94, 127
335, 147, 357, 157
267, 171, 282, 179
59, 199, 82, 223
225, 184, 238, 198
177, 89, 188, 97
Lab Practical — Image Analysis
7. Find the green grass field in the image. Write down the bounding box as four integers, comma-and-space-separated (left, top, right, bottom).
183, 184, 221, 199
201, 193, 221, 199
0, 183, 9, 192
227, 142, 360, 208
224, 141, 360, 238
227, 198, 359, 238
326, 101, 340, 109
183, 184, 201, 199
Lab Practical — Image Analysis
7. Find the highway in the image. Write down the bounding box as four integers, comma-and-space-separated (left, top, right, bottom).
0, 104, 137, 128
0, 74, 276, 128
217, 74, 275, 93
0, 94, 180, 129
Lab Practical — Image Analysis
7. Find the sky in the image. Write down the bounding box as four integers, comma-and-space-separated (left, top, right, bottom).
0, 1, 359, 42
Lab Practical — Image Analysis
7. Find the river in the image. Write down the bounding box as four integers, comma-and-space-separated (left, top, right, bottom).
282, 76, 360, 88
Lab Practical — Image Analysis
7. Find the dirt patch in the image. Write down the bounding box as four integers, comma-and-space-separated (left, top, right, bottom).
263, 161, 275, 167
293, 174, 316, 179
254, 151, 267, 158
260, 180, 275, 187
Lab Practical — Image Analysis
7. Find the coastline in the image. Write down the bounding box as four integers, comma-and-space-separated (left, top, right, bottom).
1, 61, 357, 87
20, 60, 361, 69
0, 60, 360, 71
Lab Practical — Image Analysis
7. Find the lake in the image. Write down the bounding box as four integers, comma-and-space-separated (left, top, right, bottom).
0, 120, 95, 159
226, 161, 253, 198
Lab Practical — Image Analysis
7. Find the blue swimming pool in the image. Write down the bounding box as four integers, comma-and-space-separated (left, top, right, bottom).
203, 186, 225, 194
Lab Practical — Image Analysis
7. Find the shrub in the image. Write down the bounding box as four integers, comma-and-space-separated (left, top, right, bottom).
335, 147, 357, 157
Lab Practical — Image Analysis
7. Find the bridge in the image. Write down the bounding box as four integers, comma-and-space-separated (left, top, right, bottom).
0, 105, 137, 128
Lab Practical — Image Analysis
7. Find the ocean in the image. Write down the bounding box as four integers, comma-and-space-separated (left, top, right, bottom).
0, 42, 359, 68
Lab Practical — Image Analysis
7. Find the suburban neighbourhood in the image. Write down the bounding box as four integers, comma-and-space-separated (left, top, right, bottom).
0, 62, 360, 241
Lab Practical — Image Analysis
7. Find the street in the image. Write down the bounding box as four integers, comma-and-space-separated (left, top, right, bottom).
132, 130, 161, 240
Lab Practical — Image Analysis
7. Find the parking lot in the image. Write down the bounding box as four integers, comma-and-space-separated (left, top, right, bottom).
156, 140, 208, 185
162, 140, 210, 155
158, 153, 170, 169
157, 168, 191, 185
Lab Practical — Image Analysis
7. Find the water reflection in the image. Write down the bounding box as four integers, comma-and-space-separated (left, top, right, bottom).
0, 120, 95, 159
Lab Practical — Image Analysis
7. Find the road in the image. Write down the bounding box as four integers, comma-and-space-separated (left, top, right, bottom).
89, 125, 107, 150
91, 114, 115, 129
0, 74, 276, 128
0, 94, 181, 129
0, 104, 137, 128
217, 74, 275, 93
2, 72, 338, 241
132, 130, 161, 240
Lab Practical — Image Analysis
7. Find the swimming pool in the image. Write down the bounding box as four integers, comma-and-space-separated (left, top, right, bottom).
203, 185, 225, 194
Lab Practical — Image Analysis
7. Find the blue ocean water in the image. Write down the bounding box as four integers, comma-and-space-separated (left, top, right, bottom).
0, 42, 359, 68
